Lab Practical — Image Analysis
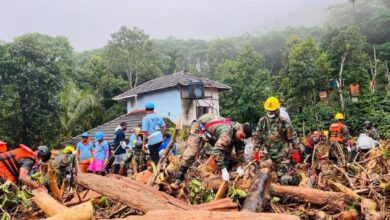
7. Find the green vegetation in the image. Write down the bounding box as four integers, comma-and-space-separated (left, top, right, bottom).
0, 0, 389, 147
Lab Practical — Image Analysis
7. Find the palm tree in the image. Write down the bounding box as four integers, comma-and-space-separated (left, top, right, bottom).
59, 83, 103, 140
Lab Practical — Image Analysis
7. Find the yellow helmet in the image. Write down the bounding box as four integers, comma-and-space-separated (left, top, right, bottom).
134, 127, 141, 135
63, 146, 75, 154
264, 96, 280, 111
335, 113, 344, 120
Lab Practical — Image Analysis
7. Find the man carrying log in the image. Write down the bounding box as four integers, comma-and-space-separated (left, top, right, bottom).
253, 96, 298, 185
170, 113, 253, 189
0, 144, 51, 188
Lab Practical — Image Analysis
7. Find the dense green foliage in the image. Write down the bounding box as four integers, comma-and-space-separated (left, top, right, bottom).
0, 0, 389, 147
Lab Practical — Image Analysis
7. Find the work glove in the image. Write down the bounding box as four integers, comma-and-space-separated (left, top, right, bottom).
236, 167, 244, 177
221, 168, 230, 182
347, 146, 352, 152
252, 150, 260, 161
119, 166, 124, 175
292, 150, 301, 164
317, 154, 323, 160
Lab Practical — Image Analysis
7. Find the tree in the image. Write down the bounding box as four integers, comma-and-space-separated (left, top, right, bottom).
1, 33, 73, 146
106, 26, 161, 89
281, 36, 331, 111
59, 83, 103, 140
217, 45, 273, 123
321, 26, 369, 112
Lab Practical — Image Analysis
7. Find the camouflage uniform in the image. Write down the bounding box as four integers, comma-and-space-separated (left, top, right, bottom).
180, 113, 244, 170
51, 153, 75, 186
253, 113, 297, 185
363, 127, 380, 140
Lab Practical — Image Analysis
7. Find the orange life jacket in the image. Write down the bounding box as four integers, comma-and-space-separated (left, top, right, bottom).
0, 141, 7, 153
303, 133, 322, 149
329, 122, 344, 143
0, 145, 36, 183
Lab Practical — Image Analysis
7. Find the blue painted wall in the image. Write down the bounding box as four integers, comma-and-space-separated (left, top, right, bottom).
129, 88, 182, 123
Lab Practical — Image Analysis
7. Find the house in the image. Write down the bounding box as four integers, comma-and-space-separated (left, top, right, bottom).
113, 71, 231, 125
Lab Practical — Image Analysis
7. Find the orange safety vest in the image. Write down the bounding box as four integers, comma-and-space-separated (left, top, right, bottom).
329, 122, 344, 143
0, 145, 36, 183
303, 133, 322, 149
0, 141, 7, 153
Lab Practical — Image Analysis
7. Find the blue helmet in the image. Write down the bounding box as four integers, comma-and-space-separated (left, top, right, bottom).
145, 102, 155, 110
94, 132, 104, 141
81, 132, 89, 138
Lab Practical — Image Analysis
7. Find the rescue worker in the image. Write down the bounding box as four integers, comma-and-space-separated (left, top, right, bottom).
88, 132, 109, 175
142, 102, 166, 165
253, 96, 297, 185
328, 113, 353, 163
51, 146, 76, 186
128, 127, 147, 171
75, 132, 94, 173
171, 113, 252, 189
0, 141, 7, 153
295, 131, 323, 164
362, 121, 380, 140
0, 144, 51, 188
113, 122, 128, 175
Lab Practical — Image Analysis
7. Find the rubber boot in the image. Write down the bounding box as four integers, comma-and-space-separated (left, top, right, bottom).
170, 166, 188, 190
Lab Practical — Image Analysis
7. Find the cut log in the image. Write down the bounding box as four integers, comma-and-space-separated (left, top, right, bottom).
194, 198, 238, 212
270, 184, 352, 210
64, 190, 102, 206
46, 201, 93, 220
242, 169, 272, 212
31, 189, 68, 217
113, 210, 300, 220
77, 173, 192, 213
200, 171, 353, 210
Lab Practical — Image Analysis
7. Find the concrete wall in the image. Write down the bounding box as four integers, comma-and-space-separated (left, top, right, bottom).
126, 87, 221, 125
126, 88, 182, 123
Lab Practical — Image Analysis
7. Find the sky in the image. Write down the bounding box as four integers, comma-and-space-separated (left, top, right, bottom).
0, 0, 345, 51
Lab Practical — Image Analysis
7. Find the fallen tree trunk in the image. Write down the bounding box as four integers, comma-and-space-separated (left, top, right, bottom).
77, 173, 192, 213
112, 210, 300, 220
31, 189, 68, 217
46, 201, 93, 220
242, 169, 271, 212
270, 184, 352, 210
200, 171, 353, 210
64, 190, 102, 206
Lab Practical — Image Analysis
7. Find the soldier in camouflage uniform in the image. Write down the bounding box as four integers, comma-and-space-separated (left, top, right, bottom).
253, 97, 297, 185
171, 113, 252, 189
363, 121, 380, 140
51, 146, 76, 186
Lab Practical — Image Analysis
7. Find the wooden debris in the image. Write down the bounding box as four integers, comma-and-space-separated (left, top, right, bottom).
31, 189, 68, 217
112, 210, 300, 220
242, 168, 271, 212
46, 201, 93, 220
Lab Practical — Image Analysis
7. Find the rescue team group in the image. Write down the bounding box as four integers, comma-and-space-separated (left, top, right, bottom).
0, 97, 380, 190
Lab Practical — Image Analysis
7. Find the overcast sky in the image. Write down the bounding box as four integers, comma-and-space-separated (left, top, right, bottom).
0, 0, 345, 51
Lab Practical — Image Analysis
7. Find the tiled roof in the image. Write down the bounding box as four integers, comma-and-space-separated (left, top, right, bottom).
113, 71, 231, 100
63, 110, 146, 146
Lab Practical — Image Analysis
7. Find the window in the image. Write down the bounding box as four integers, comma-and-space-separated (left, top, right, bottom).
196, 106, 209, 118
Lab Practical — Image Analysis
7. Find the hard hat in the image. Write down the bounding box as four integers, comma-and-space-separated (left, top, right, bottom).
94, 132, 104, 141
134, 127, 141, 135
335, 113, 344, 120
63, 146, 75, 154
37, 146, 52, 162
144, 102, 155, 110
0, 141, 6, 147
81, 132, 89, 138
264, 96, 280, 111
